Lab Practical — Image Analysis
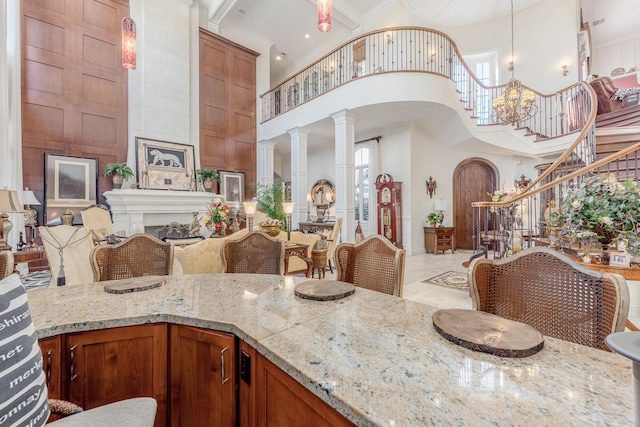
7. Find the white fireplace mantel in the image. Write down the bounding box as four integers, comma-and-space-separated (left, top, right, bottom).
104, 189, 221, 235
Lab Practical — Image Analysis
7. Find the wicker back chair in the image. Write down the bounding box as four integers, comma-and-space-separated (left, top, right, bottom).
0, 251, 13, 280
220, 231, 285, 275
335, 234, 406, 297
90, 233, 174, 281
468, 247, 629, 351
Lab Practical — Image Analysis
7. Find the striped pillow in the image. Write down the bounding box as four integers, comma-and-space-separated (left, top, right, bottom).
0, 274, 50, 426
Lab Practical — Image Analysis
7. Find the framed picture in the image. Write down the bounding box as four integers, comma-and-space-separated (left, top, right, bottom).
135, 137, 196, 190
220, 171, 245, 203
609, 251, 631, 268
44, 154, 98, 225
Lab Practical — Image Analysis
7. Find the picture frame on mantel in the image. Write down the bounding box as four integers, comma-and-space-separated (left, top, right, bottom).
220, 171, 245, 203
135, 137, 195, 191
44, 153, 98, 226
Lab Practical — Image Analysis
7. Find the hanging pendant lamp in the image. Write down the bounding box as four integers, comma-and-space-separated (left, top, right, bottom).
121, 17, 137, 70
317, 0, 332, 32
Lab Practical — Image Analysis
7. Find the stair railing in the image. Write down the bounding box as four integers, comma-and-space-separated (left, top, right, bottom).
260, 27, 587, 143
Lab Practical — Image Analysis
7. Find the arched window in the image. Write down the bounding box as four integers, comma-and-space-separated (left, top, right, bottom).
354, 147, 369, 222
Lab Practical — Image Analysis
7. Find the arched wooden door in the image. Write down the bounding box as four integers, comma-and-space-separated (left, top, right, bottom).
453, 158, 498, 250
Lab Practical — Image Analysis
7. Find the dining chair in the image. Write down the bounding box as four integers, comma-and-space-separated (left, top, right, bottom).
325, 217, 342, 274
90, 233, 174, 281
335, 234, 406, 297
81, 204, 114, 245
468, 246, 629, 351
0, 273, 157, 427
220, 231, 285, 275
0, 250, 13, 280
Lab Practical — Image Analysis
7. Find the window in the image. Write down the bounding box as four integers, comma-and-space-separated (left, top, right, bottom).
456, 50, 498, 124
354, 147, 369, 222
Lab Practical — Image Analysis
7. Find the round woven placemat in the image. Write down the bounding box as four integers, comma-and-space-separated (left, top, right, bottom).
104, 276, 165, 294
294, 280, 355, 301
432, 308, 544, 358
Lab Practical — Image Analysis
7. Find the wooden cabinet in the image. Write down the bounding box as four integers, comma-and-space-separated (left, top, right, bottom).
238, 339, 354, 427
375, 174, 403, 249
39, 336, 62, 423
169, 325, 236, 427
67, 324, 168, 427
424, 227, 456, 254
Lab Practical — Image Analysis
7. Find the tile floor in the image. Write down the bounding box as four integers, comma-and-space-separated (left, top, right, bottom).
322, 249, 640, 329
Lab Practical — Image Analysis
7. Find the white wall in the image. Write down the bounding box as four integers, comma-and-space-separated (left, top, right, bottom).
592, 36, 640, 80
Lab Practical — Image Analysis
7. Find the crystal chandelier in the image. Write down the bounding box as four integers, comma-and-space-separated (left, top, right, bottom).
492, 0, 537, 126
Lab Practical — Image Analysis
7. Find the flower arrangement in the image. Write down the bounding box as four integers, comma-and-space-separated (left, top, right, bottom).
202, 200, 230, 233
560, 174, 640, 255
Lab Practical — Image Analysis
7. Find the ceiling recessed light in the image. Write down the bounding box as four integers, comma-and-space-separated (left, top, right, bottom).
305, 34, 310, 39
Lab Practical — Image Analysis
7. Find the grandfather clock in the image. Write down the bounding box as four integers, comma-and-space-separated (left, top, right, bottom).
375, 173, 402, 248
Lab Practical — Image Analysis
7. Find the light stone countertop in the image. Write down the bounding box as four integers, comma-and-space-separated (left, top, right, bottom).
27, 274, 634, 426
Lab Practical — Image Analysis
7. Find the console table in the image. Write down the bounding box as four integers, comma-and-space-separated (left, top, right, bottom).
299, 221, 335, 234
424, 226, 456, 254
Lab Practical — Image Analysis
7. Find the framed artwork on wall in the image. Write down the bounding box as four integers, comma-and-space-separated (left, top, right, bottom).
220, 171, 245, 203
135, 137, 196, 190
44, 154, 98, 225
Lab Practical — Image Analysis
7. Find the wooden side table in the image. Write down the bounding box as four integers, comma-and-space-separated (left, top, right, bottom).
13, 249, 47, 273
424, 227, 456, 254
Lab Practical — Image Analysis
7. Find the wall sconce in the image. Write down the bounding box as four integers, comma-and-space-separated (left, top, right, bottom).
386, 32, 393, 44
282, 202, 295, 241
426, 176, 437, 199
507, 61, 514, 72
121, 17, 137, 70
430, 53, 436, 64
242, 201, 257, 231
514, 175, 532, 193
562, 65, 569, 77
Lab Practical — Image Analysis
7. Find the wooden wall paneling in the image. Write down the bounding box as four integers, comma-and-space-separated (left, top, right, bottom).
21, 0, 129, 206
199, 28, 258, 200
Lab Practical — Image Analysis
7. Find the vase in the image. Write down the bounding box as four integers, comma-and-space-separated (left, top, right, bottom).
61, 209, 74, 226
112, 174, 124, 189
209, 223, 226, 238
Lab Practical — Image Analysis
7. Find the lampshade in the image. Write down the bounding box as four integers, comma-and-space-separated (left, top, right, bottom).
317, 0, 331, 32
21, 188, 40, 206
122, 17, 137, 70
0, 189, 25, 213
435, 199, 448, 212
243, 201, 257, 216
282, 202, 295, 215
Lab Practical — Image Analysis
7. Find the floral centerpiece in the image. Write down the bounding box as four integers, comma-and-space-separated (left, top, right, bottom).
202, 200, 230, 236
560, 174, 640, 256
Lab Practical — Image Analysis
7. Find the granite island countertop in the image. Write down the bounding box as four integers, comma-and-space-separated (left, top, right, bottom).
27, 274, 634, 426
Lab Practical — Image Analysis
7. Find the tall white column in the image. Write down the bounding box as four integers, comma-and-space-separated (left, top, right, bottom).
1, 0, 25, 249
257, 140, 277, 187
332, 109, 356, 243
287, 128, 308, 228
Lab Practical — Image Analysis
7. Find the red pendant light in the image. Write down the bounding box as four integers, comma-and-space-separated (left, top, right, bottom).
317, 0, 332, 32
121, 17, 137, 70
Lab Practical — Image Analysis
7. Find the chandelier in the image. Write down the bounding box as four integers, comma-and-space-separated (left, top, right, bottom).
492, 0, 537, 126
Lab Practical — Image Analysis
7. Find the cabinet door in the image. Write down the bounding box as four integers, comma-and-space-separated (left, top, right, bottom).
169, 325, 236, 427
255, 351, 355, 427
67, 323, 167, 427
38, 336, 61, 399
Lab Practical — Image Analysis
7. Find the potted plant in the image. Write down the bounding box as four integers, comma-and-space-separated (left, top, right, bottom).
427, 212, 442, 228
196, 167, 220, 192
104, 163, 134, 189
254, 181, 288, 226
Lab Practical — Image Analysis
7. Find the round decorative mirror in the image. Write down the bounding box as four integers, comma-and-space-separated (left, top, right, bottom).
310, 179, 336, 208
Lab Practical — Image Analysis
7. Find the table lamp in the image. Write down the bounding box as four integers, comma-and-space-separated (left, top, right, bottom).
21, 188, 41, 246
243, 201, 257, 232
435, 199, 448, 226
282, 202, 295, 241
0, 188, 25, 250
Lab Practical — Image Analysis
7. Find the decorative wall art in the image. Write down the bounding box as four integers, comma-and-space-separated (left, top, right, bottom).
220, 171, 245, 203
135, 137, 195, 190
44, 154, 98, 225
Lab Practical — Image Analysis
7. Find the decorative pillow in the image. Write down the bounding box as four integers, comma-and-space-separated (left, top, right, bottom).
0, 274, 50, 426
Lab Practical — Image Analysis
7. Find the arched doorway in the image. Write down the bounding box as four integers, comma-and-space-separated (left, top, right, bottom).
453, 158, 498, 250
